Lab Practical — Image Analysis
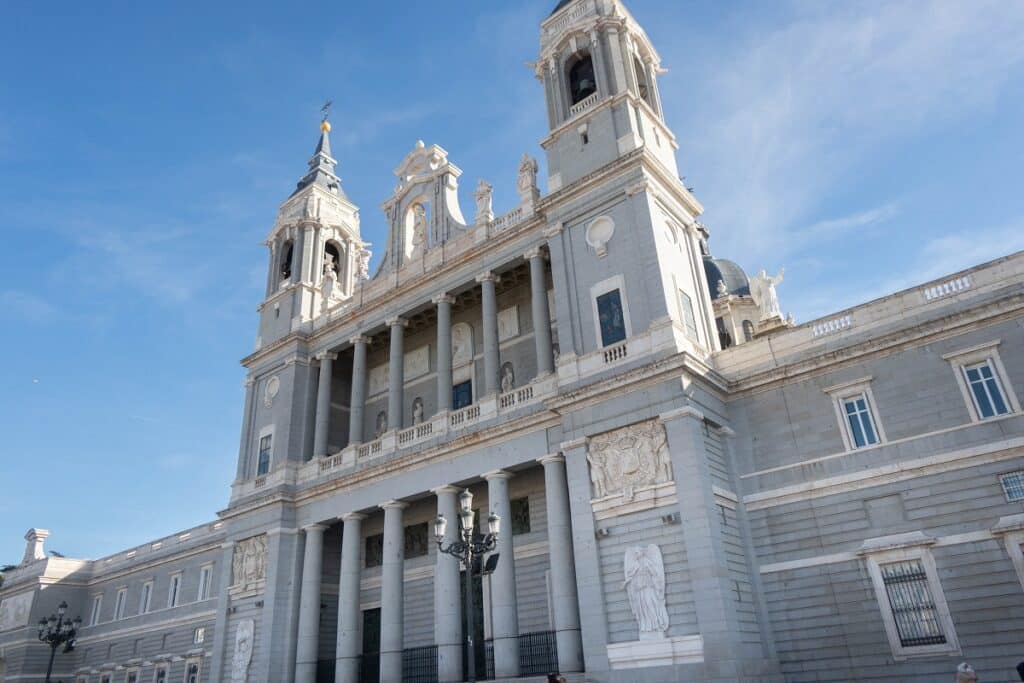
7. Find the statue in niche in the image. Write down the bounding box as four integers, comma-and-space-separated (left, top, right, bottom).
321, 253, 344, 309
474, 179, 494, 225
303, 193, 319, 219
411, 203, 428, 248
500, 362, 515, 393
375, 411, 388, 438
412, 398, 424, 425
230, 619, 255, 682
623, 545, 670, 636
749, 268, 785, 321
586, 420, 671, 501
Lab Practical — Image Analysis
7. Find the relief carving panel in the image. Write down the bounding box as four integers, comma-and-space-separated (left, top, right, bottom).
231, 535, 267, 592
586, 420, 671, 501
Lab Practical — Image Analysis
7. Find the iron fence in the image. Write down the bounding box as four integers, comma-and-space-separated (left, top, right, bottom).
402, 645, 439, 683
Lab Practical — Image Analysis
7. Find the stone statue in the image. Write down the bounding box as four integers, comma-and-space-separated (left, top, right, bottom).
303, 193, 318, 219
321, 253, 341, 308
230, 619, 255, 683
500, 362, 515, 393
749, 268, 785, 321
375, 411, 388, 438
412, 398, 424, 425
716, 279, 729, 298
357, 247, 371, 280
474, 179, 494, 225
587, 420, 672, 501
411, 203, 428, 247
518, 153, 540, 214
955, 663, 978, 683
623, 545, 669, 635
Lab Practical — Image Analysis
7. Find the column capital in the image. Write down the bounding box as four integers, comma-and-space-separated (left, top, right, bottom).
559, 437, 588, 452
431, 485, 461, 496
244, 377, 256, 388
523, 246, 546, 261
349, 335, 370, 346
316, 351, 338, 362
302, 523, 329, 534
380, 500, 410, 511
340, 512, 367, 522
475, 271, 500, 284
386, 316, 408, 328
659, 406, 705, 424
483, 469, 513, 481
537, 453, 565, 466
432, 293, 456, 305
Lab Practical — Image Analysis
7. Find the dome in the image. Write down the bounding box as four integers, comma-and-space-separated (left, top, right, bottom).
704, 257, 751, 299
551, 0, 574, 15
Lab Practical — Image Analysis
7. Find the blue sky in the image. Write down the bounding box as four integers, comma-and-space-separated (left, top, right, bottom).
2, 0, 1023, 564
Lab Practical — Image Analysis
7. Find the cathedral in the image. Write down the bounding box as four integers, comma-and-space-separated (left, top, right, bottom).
3, 1, 1024, 682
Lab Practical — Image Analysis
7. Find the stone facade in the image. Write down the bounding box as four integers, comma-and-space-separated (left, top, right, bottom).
3, 1, 1024, 682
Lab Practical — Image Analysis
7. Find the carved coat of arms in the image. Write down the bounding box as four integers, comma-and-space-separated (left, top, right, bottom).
586, 420, 672, 501
231, 535, 268, 591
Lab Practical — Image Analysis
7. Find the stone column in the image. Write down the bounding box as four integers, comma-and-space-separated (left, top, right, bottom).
348, 336, 369, 445
484, 470, 519, 678
380, 501, 408, 683
295, 524, 327, 683
433, 486, 463, 682
335, 513, 365, 683
539, 454, 584, 672
313, 352, 337, 459
236, 378, 256, 481
434, 295, 454, 413
477, 273, 500, 396
387, 318, 407, 431
526, 248, 554, 376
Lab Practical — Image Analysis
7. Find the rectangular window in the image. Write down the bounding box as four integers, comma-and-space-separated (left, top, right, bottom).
140, 581, 153, 614
126, 670, 139, 683
843, 394, 880, 448
678, 289, 698, 341
880, 560, 947, 647
596, 289, 627, 347
1001, 471, 1024, 502
185, 660, 201, 683
168, 573, 182, 608
154, 665, 168, 683
194, 626, 206, 644
114, 588, 127, 620
404, 523, 429, 559
365, 534, 384, 568
963, 360, 1010, 419
452, 381, 473, 410
198, 566, 212, 601
101, 675, 111, 683
511, 497, 531, 535
257, 434, 272, 476
90, 595, 102, 626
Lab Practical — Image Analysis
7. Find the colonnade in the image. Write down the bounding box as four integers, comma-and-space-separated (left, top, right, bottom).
312, 249, 555, 459
292, 455, 583, 683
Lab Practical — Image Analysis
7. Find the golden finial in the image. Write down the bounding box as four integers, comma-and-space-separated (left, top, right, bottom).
320, 100, 332, 132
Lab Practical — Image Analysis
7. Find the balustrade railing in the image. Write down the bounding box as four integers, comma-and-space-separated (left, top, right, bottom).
603, 341, 628, 364
569, 91, 600, 117
491, 207, 524, 234
922, 275, 972, 301
812, 314, 853, 338
449, 403, 481, 429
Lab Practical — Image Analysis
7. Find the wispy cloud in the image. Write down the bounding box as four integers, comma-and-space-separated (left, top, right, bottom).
673, 0, 1024, 263
0, 290, 58, 323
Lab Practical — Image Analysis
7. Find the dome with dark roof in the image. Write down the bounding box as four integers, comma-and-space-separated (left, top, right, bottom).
551, 0, 574, 15
703, 256, 751, 299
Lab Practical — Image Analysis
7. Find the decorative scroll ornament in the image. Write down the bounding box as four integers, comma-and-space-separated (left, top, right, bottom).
586, 420, 671, 501
231, 535, 267, 591
624, 545, 670, 635
230, 619, 255, 683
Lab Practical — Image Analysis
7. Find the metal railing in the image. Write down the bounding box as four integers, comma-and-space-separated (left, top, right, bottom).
518, 631, 559, 677
402, 645, 438, 683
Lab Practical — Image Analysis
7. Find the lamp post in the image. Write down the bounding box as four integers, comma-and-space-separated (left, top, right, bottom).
37, 600, 81, 683
435, 488, 501, 683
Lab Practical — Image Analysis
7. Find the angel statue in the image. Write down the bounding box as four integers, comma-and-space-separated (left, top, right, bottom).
623, 545, 670, 635
749, 268, 785, 321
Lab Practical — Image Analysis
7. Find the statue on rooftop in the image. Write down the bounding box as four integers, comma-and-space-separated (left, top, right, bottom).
750, 268, 785, 321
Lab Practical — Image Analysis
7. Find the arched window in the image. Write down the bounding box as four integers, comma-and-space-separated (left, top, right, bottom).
633, 56, 653, 107
742, 320, 755, 342
324, 242, 342, 277
568, 53, 597, 105
279, 240, 294, 282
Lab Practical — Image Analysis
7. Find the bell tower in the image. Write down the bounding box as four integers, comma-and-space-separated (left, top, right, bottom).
537, 0, 679, 191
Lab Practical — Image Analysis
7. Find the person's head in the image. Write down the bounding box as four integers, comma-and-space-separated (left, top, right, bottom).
1016, 660, 1024, 681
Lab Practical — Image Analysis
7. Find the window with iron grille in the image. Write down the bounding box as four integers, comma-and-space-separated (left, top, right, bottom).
880, 560, 947, 647
964, 360, 1010, 418
1001, 471, 1024, 502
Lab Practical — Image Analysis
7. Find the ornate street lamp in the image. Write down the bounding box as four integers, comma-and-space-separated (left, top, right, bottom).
37, 600, 81, 683
435, 488, 501, 683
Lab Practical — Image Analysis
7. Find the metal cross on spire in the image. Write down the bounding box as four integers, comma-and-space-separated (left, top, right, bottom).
321, 100, 333, 122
